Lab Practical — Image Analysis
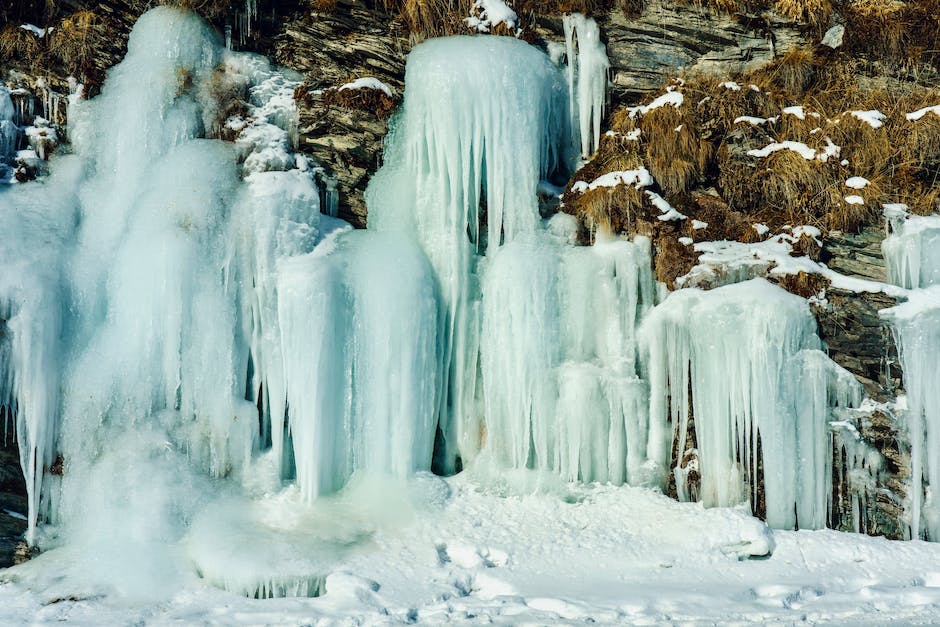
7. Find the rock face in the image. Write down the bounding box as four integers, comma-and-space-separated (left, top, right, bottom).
274, 0, 407, 226
0, 440, 27, 568
599, 1, 803, 105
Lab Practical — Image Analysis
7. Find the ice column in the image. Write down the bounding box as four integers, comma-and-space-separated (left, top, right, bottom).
480, 227, 658, 485
883, 288, 940, 539
882, 215, 940, 289
640, 278, 861, 529
563, 13, 609, 159
882, 213, 940, 539
366, 36, 571, 472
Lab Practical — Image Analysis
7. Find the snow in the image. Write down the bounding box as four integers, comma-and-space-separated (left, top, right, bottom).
337, 77, 394, 97
625, 88, 683, 117
646, 190, 687, 221
845, 195, 865, 205
678, 232, 908, 298
753, 223, 770, 236
747, 140, 817, 160
907, 105, 940, 121
571, 167, 653, 193
563, 14, 609, 159
19, 24, 51, 37
850, 110, 886, 129
465, 0, 517, 33
783, 105, 806, 120
7, 473, 940, 624
845, 176, 870, 189
734, 115, 771, 125
721, 81, 741, 91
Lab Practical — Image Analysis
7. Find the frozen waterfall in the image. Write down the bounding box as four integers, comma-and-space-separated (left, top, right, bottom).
883, 213, 940, 539
641, 279, 862, 530
0, 3, 904, 603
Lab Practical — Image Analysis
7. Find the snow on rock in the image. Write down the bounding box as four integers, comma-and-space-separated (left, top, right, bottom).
625, 87, 683, 117
19, 24, 51, 37
571, 166, 654, 193
748, 138, 842, 162
338, 77, 394, 97
906, 105, 940, 121
646, 190, 686, 221
734, 115, 774, 126
465, 0, 518, 33
850, 110, 886, 129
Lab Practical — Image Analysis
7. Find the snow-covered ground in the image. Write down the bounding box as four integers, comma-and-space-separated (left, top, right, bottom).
4, 472, 940, 625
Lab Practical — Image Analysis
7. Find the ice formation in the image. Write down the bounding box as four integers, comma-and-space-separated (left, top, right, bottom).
563, 14, 609, 159
640, 279, 861, 529
1, 3, 917, 606
0, 85, 16, 169
882, 214, 940, 289
883, 214, 940, 538
366, 35, 572, 473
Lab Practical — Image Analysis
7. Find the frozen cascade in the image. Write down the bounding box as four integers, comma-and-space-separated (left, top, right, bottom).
480, 229, 658, 484
1, 2, 900, 604
882, 214, 940, 289
0, 7, 435, 597
366, 36, 572, 472
882, 214, 940, 539
640, 278, 862, 529
0, 85, 17, 171
563, 13, 609, 159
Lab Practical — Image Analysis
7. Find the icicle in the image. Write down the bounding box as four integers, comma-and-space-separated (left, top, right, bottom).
882, 213, 940, 539
366, 35, 572, 472
562, 13, 609, 159
882, 214, 940, 289
882, 289, 940, 539
640, 278, 861, 529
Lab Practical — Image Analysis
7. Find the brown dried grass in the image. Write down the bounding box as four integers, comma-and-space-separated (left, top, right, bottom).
321, 81, 399, 118
774, 0, 832, 29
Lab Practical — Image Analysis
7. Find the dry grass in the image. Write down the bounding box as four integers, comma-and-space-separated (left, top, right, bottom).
157, 0, 235, 18
842, 0, 940, 66
46, 10, 101, 71
382, 0, 472, 38
0, 24, 42, 66
748, 48, 822, 96
641, 105, 712, 194
321, 80, 400, 118
774, 0, 831, 29
771, 271, 831, 298
673, 0, 743, 13
514, 0, 612, 16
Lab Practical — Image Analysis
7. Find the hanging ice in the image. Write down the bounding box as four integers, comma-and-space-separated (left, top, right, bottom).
0, 85, 17, 172
640, 278, 861, 529
563, 13, 609, 159
882, 214, 940, 289
366, 35, 572, 472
